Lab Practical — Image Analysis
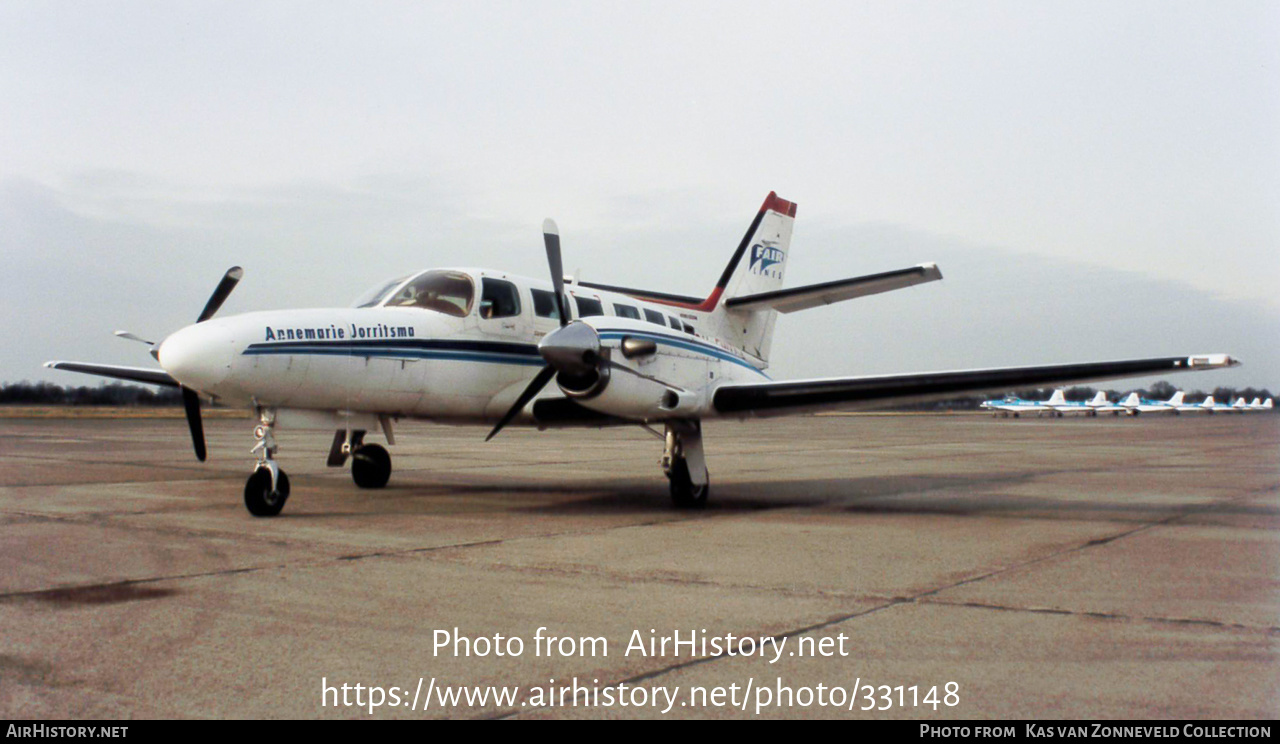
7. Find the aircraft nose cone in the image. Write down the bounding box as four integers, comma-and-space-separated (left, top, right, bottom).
158, 322, 236, 392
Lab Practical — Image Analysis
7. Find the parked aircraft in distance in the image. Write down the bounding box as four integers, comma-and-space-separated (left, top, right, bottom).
1126, 390, 1186, 416
1248, 397, 1274, 411
980, 394, 1050, 417
46, 192, 1240, 516
1095, 392, 1138, 416
982, 389, 1105, 417
1174, 395, 1216, 414
1050, 390, 1109, 417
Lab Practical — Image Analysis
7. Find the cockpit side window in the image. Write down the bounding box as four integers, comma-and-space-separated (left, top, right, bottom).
479, 278, 521, 319
383, 270, 475, 317
352, 275, 410, 308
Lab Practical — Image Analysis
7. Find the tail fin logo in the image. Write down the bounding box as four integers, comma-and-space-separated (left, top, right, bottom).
750, 243, 786, 276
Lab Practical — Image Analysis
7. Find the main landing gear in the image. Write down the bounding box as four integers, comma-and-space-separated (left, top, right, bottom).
242, 409, 395, 517
662, 420, 709, 508
326, 427, 393, 490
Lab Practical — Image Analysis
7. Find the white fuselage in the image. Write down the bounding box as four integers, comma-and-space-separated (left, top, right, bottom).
157, 268, 769, 426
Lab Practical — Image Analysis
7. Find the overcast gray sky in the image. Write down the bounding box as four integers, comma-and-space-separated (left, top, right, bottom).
3, 1, 1277, 392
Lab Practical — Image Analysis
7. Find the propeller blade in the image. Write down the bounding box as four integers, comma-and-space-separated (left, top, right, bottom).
543, 220, 568, 327
181, 386, 207, 462
114, 330, 156, 346
196, 266, 244, 323
486, 364, 556, 442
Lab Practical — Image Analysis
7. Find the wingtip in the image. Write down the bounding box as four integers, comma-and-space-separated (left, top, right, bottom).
1186, 354, 1240, 369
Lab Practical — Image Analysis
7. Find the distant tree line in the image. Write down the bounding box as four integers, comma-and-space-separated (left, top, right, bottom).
0, 381, 184, 406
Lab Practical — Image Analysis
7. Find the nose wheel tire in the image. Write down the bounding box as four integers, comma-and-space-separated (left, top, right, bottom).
352, 444, 392, 489
668, 458, 709, 509
244, 468, 290, 517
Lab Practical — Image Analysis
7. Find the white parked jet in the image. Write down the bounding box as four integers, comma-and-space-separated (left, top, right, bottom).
1174, 395, 1216, 414
1049, 390, 1110, 417
980, 394, 1051, 417
1247, 397, 1274, 412
1127, 391, 1186, 416
1095, 392, 1137, 416
46, 193, 1240, 516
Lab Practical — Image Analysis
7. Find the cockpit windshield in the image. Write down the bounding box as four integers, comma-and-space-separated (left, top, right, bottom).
381, 270, 475, 317
351, 276, 410, 308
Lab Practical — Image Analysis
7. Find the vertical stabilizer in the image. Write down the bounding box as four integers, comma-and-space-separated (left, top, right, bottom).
712, 192, 798, 364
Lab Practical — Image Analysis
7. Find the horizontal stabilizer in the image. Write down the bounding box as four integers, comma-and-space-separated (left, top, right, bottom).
44, 361, 179, 388
723, 264, 942, 314
713, 354, 1239, 417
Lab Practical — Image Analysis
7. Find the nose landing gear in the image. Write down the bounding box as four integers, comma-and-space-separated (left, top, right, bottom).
244, 408, 289, 517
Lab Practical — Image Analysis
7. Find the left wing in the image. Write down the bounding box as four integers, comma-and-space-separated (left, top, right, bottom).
712, 354, 1238, 417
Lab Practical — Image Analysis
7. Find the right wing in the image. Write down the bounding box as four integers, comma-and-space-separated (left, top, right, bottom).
44, 361, 179, 388
712, 354, 1238, 417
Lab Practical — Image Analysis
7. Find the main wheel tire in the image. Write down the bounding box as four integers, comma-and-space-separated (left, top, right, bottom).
244, 468, 290, 517
668, 458, 709, 509
352, 444, 392, 489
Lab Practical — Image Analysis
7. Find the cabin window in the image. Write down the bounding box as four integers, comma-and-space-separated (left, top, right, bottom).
613, 304, 641, 320
682, 322, 695, 335
383, 270, 474, 317
479, 278, 521, 319
668, 316, 681, 330
644, 309, 665, 326
531, 288, 568, 320
574, 296, 604, 317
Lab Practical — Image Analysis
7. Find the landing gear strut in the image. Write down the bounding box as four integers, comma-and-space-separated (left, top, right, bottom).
245, 408, 289, 517
663, 420, 709, 508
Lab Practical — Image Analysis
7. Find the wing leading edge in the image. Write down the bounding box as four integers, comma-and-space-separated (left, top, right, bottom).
712, 354, 1239, 417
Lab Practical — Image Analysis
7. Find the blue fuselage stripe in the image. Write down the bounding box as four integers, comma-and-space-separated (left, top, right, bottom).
243, 330, 769, 376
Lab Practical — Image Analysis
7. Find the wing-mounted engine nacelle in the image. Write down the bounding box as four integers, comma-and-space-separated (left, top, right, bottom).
569, 341, 703, 421
538, 321, 701, 419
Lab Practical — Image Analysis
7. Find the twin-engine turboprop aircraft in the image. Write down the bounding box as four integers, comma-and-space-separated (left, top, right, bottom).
47, 192, 1239, 516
